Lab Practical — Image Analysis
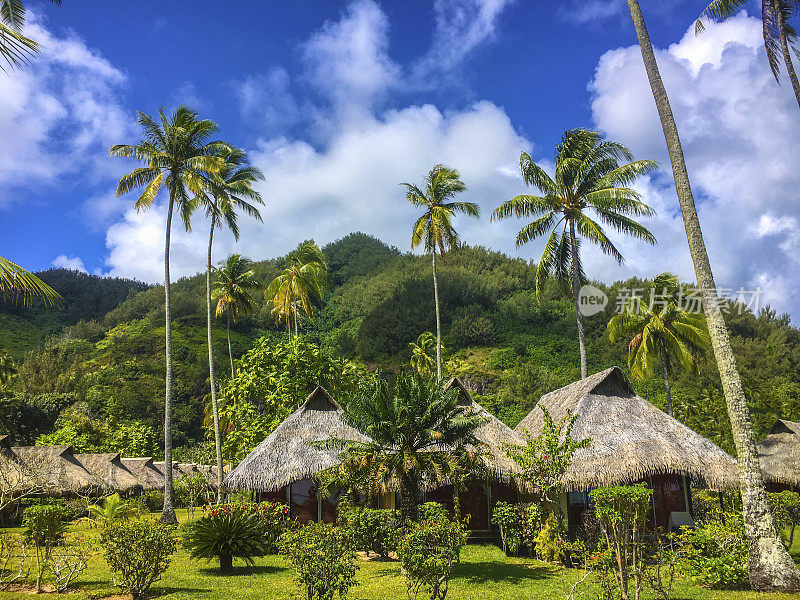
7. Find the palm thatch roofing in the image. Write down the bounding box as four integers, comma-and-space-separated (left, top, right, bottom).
443, 377, 524, 482
73, 453, 142, 496
119, 457, 164, 492
515, 367, 738, 491
10, 445, 106, 495
757, 419, 800, 488
226, 386, 371, 492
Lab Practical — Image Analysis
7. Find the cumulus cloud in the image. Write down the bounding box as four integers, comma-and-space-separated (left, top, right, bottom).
52, 254, 87, 273
588, 14, 800, 317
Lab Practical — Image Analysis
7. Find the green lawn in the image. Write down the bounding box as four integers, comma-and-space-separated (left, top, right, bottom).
1, 512, 799, 600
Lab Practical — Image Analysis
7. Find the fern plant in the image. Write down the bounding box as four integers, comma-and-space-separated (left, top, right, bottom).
181, 508, 269, 573
87, 494, 137, 527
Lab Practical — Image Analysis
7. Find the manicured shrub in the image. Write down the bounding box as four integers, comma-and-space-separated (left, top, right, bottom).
23, 504, 66, 592
491, 501, 521, 555
534, 514, 562, 563
519, 502, 542, 554
182, 506, 270, 573
339, 505, 398, 558
417, 502, 448, 522
678, 510, 748, 590
397, 518, 467, 600
99, 519, 177, 598
279, 523, 358, 600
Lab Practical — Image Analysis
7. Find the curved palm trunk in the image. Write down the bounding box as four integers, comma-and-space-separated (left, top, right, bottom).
626, 0, 800, 590
226, 311, 234, 378
432, 250, 442, 381
569, 221, 588, 378
206, 221, 224, 502
775, 0, 800, 110
161, 192, 177, 525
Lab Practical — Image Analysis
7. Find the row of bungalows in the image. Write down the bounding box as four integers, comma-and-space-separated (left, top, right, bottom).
757, 419, 800, 492
0, 436, 215, 499
225, 366, 741, 534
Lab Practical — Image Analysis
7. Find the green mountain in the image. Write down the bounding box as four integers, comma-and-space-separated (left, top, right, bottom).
1, 232, 799, 458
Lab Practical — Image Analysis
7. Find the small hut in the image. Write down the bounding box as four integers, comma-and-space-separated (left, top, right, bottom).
120, 457, 164, 492
74, 453, 142, 496
10, 445, 106, 496
515, 367, 738, 531
757, 419, 800, 491
226, 386, 370, 522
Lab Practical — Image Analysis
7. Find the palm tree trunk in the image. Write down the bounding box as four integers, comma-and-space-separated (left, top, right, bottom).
227, 311, 234, 378
206, 221, 224, 502
293, 300, 299, 337
775, 0, 800, 110
161, 191, 177, 525
626, 0, 800, 590
432, 250, 442, 381
569, 221, 588, 378
662, 360, 673, 418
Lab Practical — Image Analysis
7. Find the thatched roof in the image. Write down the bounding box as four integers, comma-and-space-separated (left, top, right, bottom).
10, 445, 106, 495
443, 378, 524, 482
515, 367, 738, 491
74, 453, 142, 496
757, 419, 800, 488
120, 457, 164, 492
226, 386, 371, 492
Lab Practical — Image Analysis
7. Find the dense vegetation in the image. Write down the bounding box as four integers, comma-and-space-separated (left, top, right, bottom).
0, 232, 798, 459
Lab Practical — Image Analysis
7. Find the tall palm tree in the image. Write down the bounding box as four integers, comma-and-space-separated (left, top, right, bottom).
409, 331, 437, 376
491, 130, 657, 378
607, 273, 711, 417
110, 106, 229, 524
212, 254, 259, 377
265, 241, 328, 337
402, 165, 479, 381
325, 372, 487, 523
697, 0, 800, 110
625, 0, 800, 589
0, 257, 60, 306
0, 0, 61, 71
199, 148, 263, 501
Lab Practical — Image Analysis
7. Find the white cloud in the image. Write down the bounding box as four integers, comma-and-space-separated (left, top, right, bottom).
52, 254, 87, 273
558, 0, 625, 26
589, 14, 800, 318
232, 67, 302, 133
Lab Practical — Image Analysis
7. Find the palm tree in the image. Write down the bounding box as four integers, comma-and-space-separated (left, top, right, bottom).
326, 372, 487, 523
491, 130, 657, 378
110, 106, 229, 524
697, 0, 800, 110
0, 0, 61, 71
409, 331, 437, 376
212, 254, 259, 377
0, 257, 60, 306
625, 0, 800, 589
607, 274, 711, 417
265, 241, 328, 337
402, 165, 479, 381
199, 148, 264, 501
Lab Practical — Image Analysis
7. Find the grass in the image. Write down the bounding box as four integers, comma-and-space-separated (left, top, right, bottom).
0, 512, 799, 600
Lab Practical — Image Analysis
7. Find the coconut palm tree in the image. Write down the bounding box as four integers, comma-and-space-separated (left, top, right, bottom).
199, 148, 264, 501
212, 254, 259, 377
325, 372, 487, 523
409, 331, 438, 376
625, 0, 800, 588
265, 241, 328, 337
697, 0, 800, 110
110, 106, 229, 524
402, 165, 479, 381
491, 130, 657, 378
0, 257, 60, 306
607, 274, 711, 417
0, 0, 61, 70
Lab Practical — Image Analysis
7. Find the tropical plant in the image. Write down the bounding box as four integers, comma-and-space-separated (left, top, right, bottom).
491, 501, 522, 555
491, 130, 657, 378
200, 149, 264, 501
265, 241, 329, 336
409, 331, 438, 376
0, 0, 61, 71
181, 507, 270, 573
338, 505, 398, 559
87, 493, 137, 526
697, 0, 800, 110
323, 372, 487, 523
110, 106, 229, 524
212, 254, 260, 377
0, 350, 16, 389
397, 517, 467, 600
0, 257, 61, 306
608, 273, 711, 416
624, 0, 800, 589
23, 504, 65, 592
402, 165, 479, 380
678, 509, 749, 589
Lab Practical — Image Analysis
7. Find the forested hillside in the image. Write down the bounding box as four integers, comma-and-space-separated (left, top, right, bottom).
1, 232, 798, 459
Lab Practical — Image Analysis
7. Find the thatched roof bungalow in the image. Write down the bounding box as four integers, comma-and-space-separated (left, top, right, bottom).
9, 445, 106, 496
757, 419, 800, 490
74, 453, 142, 496
119, 457, 164, 492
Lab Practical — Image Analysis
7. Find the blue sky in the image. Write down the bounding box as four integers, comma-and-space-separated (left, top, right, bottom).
2, 0, 800, 319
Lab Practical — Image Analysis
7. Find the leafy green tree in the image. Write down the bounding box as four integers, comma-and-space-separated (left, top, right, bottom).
624, 0, 800, 587
326, 372, 487, 523
402, 165, 479, 380
110, 106, 229, 524
265, 241, 329, 337
212, 254, 259, 377
0, 257, 60, 306
0, 0, 61, 71
491, 129, 657, 378
697, 0, 800, 110
608, 273, 710, 416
